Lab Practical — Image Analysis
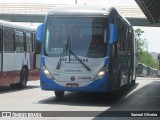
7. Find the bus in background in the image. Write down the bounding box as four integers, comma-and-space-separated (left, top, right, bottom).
37, 5, 138, 98
138, 63, 147, 77
150, 68, 158, 78
138, 63, 158, 78
0, 20, 40, 89
154, 69, 158, 77
147, 66, 151, 77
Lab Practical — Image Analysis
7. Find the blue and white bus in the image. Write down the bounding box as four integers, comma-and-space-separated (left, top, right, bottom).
37, 5, 138, 97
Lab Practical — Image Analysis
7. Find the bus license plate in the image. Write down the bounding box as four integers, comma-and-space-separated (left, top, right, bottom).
66, 83, 79, 88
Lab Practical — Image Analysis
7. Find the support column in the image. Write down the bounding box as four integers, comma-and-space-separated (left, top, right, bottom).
158, 53, 160, 75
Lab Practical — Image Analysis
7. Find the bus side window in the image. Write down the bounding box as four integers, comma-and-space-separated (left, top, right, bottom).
3, 28, 15, 52
26, 32, 33, 53
15, 31, 24, 53
117, 25, 123, 52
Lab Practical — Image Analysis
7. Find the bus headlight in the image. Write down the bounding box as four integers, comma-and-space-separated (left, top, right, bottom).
94, 65, 108, 80
98, 71, 105, 77
42, 65, 53, 79
44, 69, 50, 76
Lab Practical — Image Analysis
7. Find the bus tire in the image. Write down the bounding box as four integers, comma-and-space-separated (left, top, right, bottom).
19, 68, 28, 89
54, 91, 65, 98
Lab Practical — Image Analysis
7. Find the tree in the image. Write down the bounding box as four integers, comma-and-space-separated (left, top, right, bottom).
134, 28, 157, 69
134, 28, 148, 56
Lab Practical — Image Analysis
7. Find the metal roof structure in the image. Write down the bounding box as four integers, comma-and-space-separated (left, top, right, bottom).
0, 3, 150, 26
135, 0, 160, 26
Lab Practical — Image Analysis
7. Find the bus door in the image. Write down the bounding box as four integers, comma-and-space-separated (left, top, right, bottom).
27, 32, 40, 69
15, 30, 25, 71
35, 40, 41, 69
0, 27, 2, 82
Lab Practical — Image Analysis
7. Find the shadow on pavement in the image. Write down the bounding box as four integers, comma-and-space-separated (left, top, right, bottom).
38, 83, 139, 107
93, 81, 160, 119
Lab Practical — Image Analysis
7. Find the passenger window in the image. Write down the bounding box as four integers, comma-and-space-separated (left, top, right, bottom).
3, 28, 15, 52
26, 32, 33, 52
15, 31, 24, 53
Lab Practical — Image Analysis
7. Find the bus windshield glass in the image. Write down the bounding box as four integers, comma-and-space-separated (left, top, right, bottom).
45, 17, 107, 58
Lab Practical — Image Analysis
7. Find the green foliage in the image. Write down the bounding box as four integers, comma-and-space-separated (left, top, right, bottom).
139, 51, 157, 68
134, 28, 158, 69
134, 28, 148, 54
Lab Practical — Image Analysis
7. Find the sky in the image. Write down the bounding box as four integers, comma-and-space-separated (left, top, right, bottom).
134, 27, 160, 53
0, 0, 159, 53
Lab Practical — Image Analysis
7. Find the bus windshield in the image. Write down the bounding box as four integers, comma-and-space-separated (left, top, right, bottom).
45, 17, 108, 58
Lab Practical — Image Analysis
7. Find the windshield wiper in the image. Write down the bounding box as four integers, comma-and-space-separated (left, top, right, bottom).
56, 35, 91, 71
56, 47, 65, 70
68, 35, 91, 71
70, 49, 91, 71
56, 37, 69, 70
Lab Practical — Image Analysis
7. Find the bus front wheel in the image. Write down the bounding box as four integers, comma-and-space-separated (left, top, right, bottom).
54, 91, 65, 98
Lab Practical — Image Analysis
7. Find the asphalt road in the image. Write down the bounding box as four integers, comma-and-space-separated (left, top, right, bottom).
0, 77, 160, 120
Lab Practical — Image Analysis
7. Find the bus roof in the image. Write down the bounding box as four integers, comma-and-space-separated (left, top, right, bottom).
47, 5, 113, 16
47, 5, 131, 26
0, 20, 35, 31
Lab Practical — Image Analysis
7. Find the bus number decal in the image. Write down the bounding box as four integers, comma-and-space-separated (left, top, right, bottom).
51, 48, 63, 54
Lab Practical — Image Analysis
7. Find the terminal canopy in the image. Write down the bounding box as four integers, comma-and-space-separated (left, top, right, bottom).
135, 0, 160, 26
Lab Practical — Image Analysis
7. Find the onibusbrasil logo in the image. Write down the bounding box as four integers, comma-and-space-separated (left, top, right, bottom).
1, 112, 42, 118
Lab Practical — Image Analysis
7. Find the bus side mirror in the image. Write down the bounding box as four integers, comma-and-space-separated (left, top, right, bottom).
36, 23, 45, 42
109, 23, 118, 44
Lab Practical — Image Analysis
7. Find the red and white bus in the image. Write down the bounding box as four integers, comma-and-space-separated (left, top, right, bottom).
0, 20, 40, 88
